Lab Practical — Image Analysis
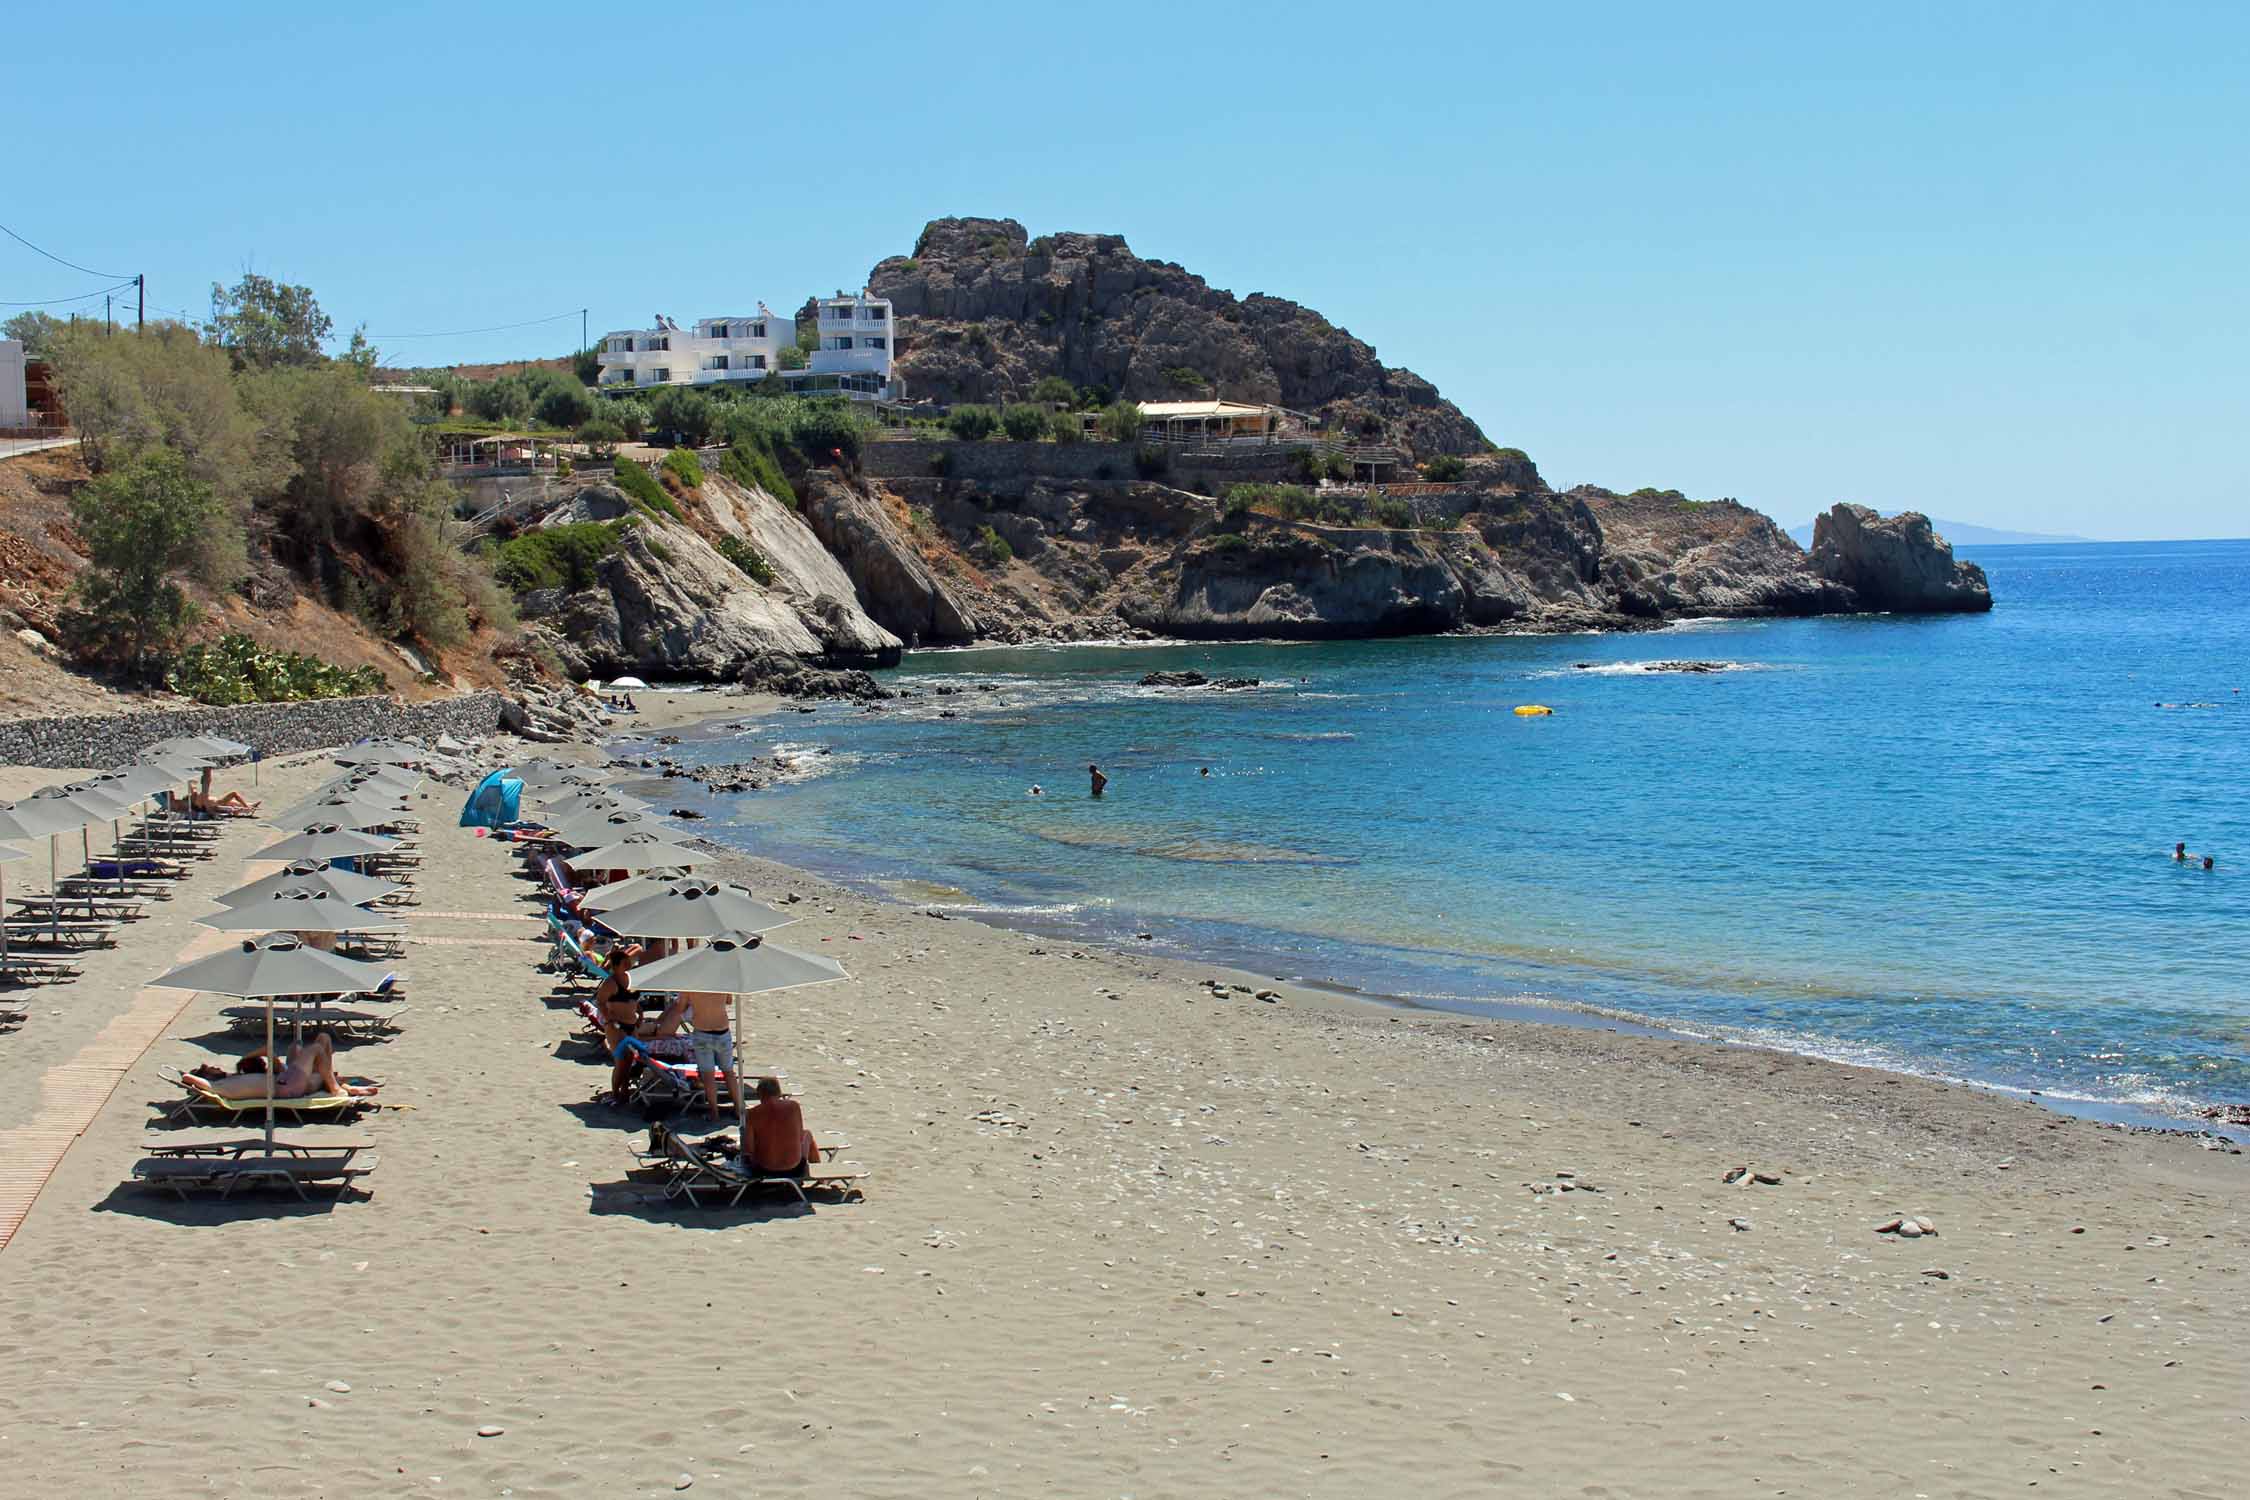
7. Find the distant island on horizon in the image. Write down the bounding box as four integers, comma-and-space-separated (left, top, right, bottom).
1783, 517, 2092, 548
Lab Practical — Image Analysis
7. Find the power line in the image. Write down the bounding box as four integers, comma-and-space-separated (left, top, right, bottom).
0, 220, 130, 281
0, 278, 139, 309
368, 309, 583, 340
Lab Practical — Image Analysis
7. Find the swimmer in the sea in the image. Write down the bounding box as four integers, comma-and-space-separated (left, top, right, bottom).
1029, 784, 1043, 797
1088, 763, 1108, 797
1199, 767, 1211, 778
2175, 841, 2190, 862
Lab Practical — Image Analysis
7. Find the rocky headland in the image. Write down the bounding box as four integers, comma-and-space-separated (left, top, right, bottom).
472, 216, 1992, 686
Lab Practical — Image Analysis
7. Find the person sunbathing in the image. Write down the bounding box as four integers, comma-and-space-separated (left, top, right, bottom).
184, 1033, 377, 1100
193, 770, 260, 817
742, 1076, 819, 1175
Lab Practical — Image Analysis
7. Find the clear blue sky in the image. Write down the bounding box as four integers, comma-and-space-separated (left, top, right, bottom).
5, 2, 2244, 539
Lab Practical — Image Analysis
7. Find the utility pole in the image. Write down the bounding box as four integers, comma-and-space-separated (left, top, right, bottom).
136, 274, 144, 331
105, 292, 112, 334
581, 307, 588, 355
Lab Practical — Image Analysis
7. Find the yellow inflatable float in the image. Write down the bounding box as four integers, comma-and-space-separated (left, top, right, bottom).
1513, 704, 1553, 717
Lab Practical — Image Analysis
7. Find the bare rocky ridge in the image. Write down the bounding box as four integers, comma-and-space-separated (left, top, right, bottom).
870, 217, 1490, 457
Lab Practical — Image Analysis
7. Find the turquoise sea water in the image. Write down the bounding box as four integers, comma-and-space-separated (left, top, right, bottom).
641, 539, 2250, 1124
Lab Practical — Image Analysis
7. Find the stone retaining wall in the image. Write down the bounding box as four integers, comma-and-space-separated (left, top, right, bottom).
861, 439, 1305, 494
0, 692, 512, 770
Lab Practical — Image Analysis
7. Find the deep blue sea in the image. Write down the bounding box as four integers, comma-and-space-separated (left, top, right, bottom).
638, 539, 2250, 1126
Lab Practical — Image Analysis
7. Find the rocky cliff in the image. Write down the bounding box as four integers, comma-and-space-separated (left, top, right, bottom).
1810, 504, 1992, 612
868, 217, 1489, 457
833, 469, 1986, 644
512, 476, 902, 680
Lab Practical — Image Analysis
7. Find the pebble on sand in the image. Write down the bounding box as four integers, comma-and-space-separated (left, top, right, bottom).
477, 1425, 505, 1437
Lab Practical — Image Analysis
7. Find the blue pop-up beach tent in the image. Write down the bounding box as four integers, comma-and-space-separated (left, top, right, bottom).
459, 769, 523, 828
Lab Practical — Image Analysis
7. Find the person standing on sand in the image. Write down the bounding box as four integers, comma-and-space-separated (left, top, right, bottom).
1088, 764, 1108, 797
679, 988, 741, 1122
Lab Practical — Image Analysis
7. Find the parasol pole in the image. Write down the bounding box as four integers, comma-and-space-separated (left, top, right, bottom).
264, 991, 277, 1155
733, 992, 749, 1140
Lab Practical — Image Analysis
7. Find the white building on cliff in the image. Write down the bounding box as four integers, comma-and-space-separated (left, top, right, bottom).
596, 290, 899, 401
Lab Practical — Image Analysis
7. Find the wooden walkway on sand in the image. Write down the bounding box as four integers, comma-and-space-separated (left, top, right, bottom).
0, 929, 229, 1252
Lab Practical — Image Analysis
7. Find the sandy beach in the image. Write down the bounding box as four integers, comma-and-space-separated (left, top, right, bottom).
0, 697, 2240, 1498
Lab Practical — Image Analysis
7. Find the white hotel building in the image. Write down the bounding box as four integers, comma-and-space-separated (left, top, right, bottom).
596, 291, 900, 401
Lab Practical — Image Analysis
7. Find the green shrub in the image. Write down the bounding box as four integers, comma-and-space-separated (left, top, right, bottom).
487, 520, 629, 593
790, 399, 867, 464
167, 633, 387, 705
716, 533, 776, 585
1132, 445, 1168, 479
719, 436, 796, 508
1199, 532, 1249, 554
661, 447, 705, 490
1162, 366, 1208, 394
928, 449, 955, 477
1288, 448, 1352, 484
648, 387, 715, 446
535, 382, 594, 430
1098, 401, 1143, 442
1220, 485, 1257, 518
1001, 404, 1048, 441
973, 524, 1013, 564
947, 404, 1001, 441
612, 458, 682, 519
611, 398, 649, 440
1371, 497, 1415, 529
1029, 376, 1077, 406
58, 449, 217, 680
1047, 410, 1082, 444
1423, 454, 1466, 482
576, 415, 625, 457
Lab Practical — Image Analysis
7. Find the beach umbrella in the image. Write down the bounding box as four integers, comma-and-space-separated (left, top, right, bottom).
550, 812, 668, 846
149, 932, 395, 1153
567, 834, 704, 873
333, 740, 426, 766
593, 881, 792, 941
628, 932, 847, 1136
537, 796, 648, 823
217, 861, 403, 909
577, 866, 698, 912
608, 675, 649, 690
258, 824, 400, 864
269, 794, 411, 831
15, 787, 120, 932
514, 763, 604, 791
200, 888, 406, 935
145, 736, 229, 762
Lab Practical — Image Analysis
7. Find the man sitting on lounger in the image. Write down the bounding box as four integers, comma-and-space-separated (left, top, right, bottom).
742, 1077, 819, 1176
185, 1032, 378, 1101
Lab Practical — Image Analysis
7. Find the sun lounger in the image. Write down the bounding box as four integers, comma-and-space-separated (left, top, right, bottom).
0, 953, 84, 984
640, 1125, 867, 1206
158, 1068, 372, 1125
10, 894, 146, 922
131, 1139, 376, 1200
220, 1004, 407, 1042
1, 921, 116, 950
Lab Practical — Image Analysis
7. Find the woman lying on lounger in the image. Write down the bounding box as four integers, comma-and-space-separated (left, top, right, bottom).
185, 1032, 378, 1100
190, 769, 260, 817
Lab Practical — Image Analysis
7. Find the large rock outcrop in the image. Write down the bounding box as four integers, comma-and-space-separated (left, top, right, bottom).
866, 217, 1488, 457
514, 483, 901, 680
794, 472, 979, 647
1809, 504, 1992, 613
1582, 488, 1854, 619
